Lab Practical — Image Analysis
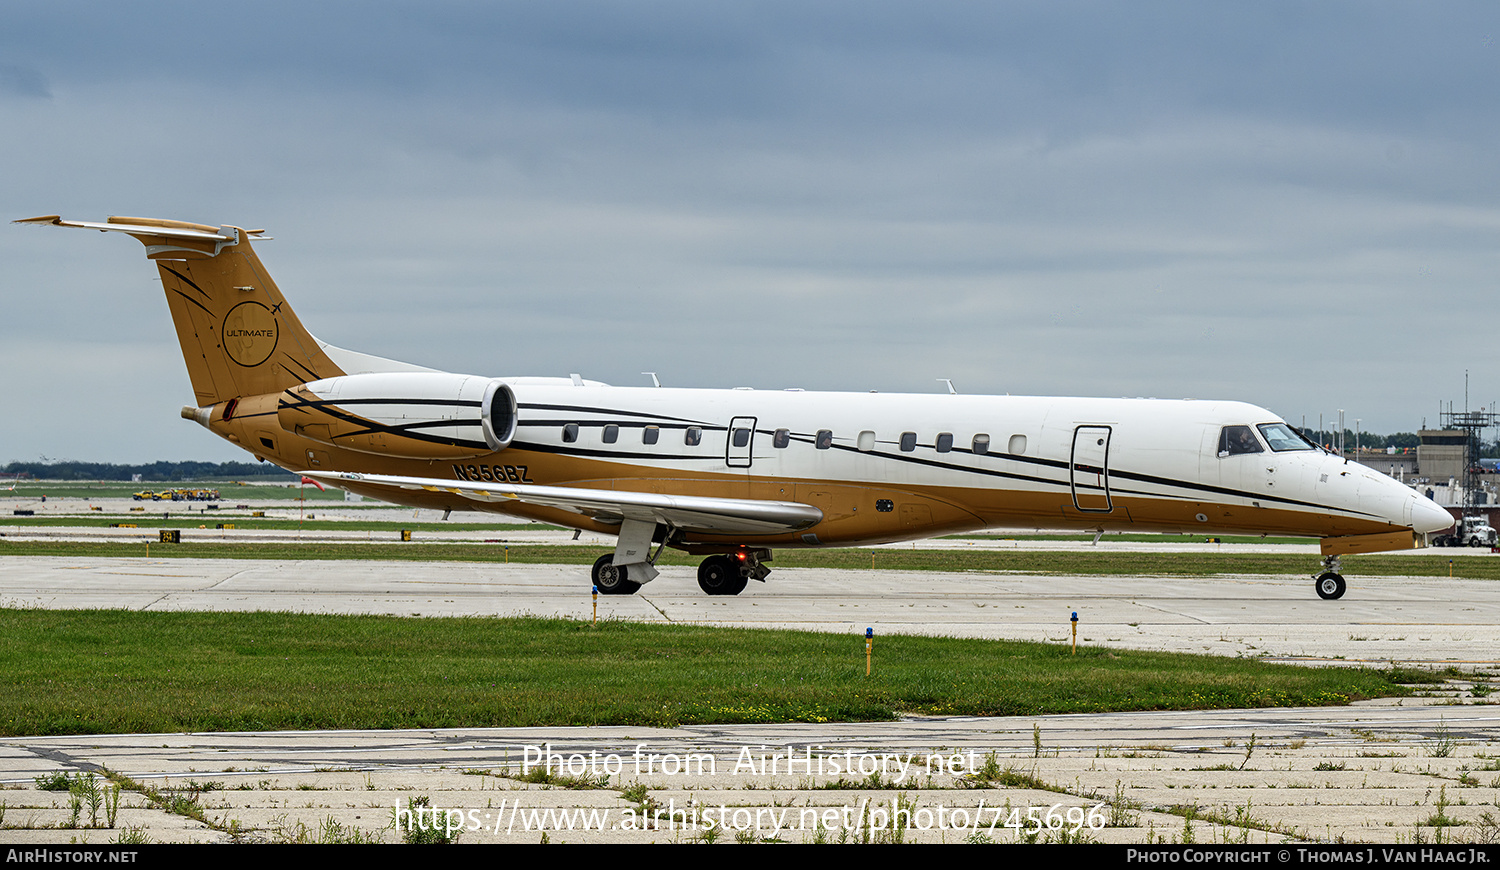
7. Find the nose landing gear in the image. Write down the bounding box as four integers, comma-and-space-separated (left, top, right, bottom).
1314, 555, 1346, 600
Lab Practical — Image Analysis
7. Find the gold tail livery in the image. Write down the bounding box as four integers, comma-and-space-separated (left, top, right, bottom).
18, 215, 1453, 598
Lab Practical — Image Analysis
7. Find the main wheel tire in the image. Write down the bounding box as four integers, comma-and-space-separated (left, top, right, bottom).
592, 554, 641, 595
1315, 571, 1346, 600
697, 555, 747, 595
696, 556, 731, 594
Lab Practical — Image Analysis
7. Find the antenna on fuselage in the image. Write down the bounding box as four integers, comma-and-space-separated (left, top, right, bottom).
937, 378, 957, 395
642, 372, 661, 388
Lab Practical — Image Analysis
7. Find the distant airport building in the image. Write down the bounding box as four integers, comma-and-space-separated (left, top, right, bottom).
1417, 429, 1471, 484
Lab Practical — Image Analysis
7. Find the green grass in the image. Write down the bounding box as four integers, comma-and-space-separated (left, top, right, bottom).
1, 516, 559, 533
4, 539, 1499, 579
2, 521, 1316, 542
0, 611, 1411, 736
5, 482, 342, 501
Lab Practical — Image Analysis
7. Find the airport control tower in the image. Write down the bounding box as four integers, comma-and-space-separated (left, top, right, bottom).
1439, 404, 1500, 517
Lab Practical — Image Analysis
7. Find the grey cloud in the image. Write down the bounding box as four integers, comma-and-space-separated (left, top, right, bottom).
0, 64, 50, 99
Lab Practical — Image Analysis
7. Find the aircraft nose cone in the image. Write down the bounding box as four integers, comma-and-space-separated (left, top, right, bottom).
1412, 496, 1455, 534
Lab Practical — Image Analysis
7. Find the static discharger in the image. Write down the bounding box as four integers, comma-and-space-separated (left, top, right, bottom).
1071, 611, 1079, 655
865, 627, 874, 676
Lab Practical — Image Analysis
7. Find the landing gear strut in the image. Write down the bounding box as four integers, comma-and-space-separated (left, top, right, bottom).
591, 518, 665, 596
697, 550, 771, 596
1314, 555, 1346, 600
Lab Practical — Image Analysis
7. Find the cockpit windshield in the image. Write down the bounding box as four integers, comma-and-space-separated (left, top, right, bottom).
1256, 422, 1316, 452
1218, 425, 1263, 456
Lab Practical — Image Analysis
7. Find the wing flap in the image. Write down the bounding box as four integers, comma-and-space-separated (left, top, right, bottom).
304, 471, 823, 535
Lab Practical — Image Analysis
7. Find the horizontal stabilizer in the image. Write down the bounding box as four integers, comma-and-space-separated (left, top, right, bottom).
15, 215, 269, 243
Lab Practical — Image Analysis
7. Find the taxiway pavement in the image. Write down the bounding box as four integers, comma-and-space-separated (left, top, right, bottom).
1, 551, 1497, 843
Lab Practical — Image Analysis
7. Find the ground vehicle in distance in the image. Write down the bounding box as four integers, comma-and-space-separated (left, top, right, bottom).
1433, 515, 1497, 548
131, 488, 220, 501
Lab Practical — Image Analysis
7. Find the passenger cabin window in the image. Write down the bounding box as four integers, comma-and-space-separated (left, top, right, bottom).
1008, 434, 1027, 454
642, 426, 660, 445
935, 433, 953, 453
602, 424, 619, 444
857, 430, 876, 451
685, 427, 703, 447
1219, 425, 1263, 456
815, 430, 833, 450
1257, 422, 1315, 452
773, 429, 790, 448
733, 426, 752, 448
899, 432, 917, 452
972, 434, 990, 455
562, 423, 579, 443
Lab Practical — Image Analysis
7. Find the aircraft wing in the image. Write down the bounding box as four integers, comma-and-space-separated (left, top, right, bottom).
303, 471, 823, 535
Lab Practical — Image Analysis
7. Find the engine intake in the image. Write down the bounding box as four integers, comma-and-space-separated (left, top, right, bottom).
277, 372, 516, 459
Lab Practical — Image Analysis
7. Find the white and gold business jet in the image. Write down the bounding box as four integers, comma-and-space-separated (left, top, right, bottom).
19, 215, 1453, 600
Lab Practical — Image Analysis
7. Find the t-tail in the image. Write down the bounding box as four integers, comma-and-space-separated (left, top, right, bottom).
17, 215, 343, 405
16, 215, 426, 410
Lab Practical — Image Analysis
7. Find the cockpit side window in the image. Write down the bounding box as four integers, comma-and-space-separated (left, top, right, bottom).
1256, 422, 1315, 452
1218, 425, 1264, 456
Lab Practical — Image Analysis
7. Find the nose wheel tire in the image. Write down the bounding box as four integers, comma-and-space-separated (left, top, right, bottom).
1315, 571, 1346, 601
697, 555, 749, 595
593, 554, 641, 595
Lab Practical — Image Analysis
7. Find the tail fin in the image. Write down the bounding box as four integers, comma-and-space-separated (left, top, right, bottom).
19, 215, 346, 406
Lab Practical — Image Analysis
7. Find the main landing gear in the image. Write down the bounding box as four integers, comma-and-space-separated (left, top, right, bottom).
591, 517, 663, 596
591, 548, 772, 596
592, 553, 642, 596
697, 550, 771, 596
1314, 555, 1346, 600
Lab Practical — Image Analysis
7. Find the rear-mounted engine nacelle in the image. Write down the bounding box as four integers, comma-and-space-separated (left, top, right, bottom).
276, 372, 517, 459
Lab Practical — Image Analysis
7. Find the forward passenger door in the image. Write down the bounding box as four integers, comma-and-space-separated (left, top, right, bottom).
1070, 426, 1113, 512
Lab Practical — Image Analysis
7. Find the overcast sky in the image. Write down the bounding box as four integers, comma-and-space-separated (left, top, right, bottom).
3, 2, 1498, 463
